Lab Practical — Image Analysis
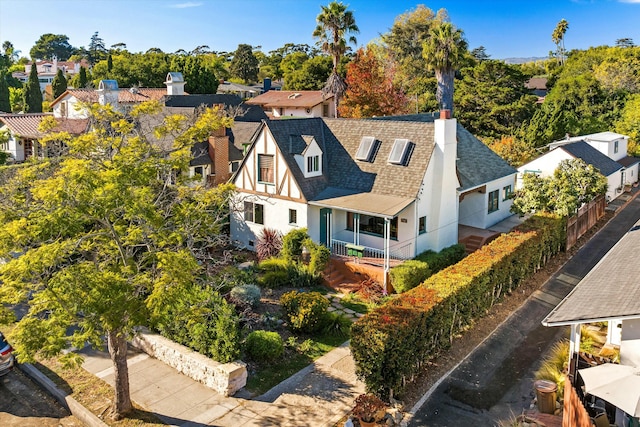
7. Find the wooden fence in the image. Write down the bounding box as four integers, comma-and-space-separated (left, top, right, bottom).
562, 375, 593, 427
566, 195, 605, 250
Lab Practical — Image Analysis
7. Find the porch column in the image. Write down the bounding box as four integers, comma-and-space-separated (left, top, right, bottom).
383, 218, 390, 295
353, 213, 360, 245
568, 324, 582, 380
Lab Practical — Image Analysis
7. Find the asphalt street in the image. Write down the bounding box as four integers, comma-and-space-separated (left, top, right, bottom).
408, 195, 640, 426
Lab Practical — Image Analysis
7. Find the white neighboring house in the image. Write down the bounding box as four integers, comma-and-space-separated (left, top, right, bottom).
517, 132, 639, 202
230, 112, 517, 286
246, 90, 335, 118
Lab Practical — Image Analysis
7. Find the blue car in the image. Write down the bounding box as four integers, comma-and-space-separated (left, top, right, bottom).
0, 331, 15, 376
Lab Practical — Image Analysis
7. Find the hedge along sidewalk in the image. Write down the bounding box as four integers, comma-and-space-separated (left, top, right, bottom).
351, 214, 566, 399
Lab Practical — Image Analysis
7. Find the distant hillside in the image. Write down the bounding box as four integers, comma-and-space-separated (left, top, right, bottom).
502, 56, 548, 64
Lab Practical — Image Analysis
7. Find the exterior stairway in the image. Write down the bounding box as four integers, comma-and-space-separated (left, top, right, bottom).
322, 257, 367, 293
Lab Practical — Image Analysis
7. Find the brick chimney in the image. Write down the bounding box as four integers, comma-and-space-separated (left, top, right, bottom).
209, 129, 230, 185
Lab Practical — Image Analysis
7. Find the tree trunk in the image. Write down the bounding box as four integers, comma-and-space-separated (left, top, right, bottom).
107, 329, 132, 420
435, 69, 455, 115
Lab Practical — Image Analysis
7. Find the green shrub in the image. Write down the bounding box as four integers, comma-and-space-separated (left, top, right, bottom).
230, 284, 261, 307
351, 214, 566, 398
281, 228, 308, 261
389, 260, 431, 293
305, 238, 331, 275
258, 257, 291, 272
245, 330, 284, 362
322, 312, 352, 338
152, 283, 241, 363
214, 265, 257, 293
258, 270, 290, 288
415, 243, 466, 273
280, 290, 329, 332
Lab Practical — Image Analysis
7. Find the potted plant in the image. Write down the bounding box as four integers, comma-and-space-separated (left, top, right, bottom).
352, 393, 387, 427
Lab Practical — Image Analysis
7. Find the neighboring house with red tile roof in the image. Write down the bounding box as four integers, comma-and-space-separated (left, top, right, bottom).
12, 58, 91, 93
246, 90, 335, 118
0, 113, 88, 162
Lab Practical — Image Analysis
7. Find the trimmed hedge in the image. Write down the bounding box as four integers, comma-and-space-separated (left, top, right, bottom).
350, 214, 565, 398
245, 330, 284, 362
280, 290, 329, 333
414, 243, 466, 273
389, 260, 431, 293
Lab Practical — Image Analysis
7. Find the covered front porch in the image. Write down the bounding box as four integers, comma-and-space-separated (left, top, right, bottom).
309, 188, 418, 293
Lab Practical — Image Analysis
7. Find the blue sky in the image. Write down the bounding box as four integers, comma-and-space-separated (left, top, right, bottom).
1, 0, 639, 60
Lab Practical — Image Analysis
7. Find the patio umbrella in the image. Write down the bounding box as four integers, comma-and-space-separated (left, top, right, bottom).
579, 363, 640, 417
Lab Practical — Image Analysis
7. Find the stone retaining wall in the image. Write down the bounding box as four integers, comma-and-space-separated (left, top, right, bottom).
131, 329, 247, 397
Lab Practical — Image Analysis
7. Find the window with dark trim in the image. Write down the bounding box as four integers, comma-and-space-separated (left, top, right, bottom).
289, 209, 297, 225
503, 185, 512, 201
258, 154, 274, 184
244, 201, 264, 224
614, 140, 619, 154
488, 189, 499, 213
346, 212, 398, 240
418, 216, 427, 234
307, 155, 320, 173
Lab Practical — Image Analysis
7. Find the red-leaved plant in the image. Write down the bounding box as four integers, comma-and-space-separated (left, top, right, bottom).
256, 228, 283, 261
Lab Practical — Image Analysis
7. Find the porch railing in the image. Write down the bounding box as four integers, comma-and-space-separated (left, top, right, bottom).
330, 239, 413, 261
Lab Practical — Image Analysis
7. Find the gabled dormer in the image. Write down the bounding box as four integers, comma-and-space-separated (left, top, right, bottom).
293, 135, 323, 178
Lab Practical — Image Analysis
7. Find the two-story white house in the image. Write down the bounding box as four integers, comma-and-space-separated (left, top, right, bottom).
517, 132, 639, 202
230, 111, 517, 287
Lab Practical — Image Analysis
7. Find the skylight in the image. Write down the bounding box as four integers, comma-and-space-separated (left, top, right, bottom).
388, 138, 411, 165
355, 136, 376, 162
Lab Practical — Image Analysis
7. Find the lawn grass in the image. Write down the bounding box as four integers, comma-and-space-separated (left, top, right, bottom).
244, 329, 348, 396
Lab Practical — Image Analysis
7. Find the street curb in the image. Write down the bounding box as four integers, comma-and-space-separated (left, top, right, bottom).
19, 362, 109, 427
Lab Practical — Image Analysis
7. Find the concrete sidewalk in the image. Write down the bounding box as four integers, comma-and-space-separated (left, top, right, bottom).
80, 340, 363, 427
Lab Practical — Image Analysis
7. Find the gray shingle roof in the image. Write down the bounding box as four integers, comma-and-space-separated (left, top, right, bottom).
543, 221, 640, 325
372, 114, 517, 191
561, 141, 623, 177
261, 117, 438, 202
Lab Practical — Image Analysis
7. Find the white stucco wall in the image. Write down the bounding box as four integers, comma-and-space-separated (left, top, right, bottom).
516, 148, 573, 189
459, 174, 516, 229
53, 95, 89, 119
0, 127, 24, 162
270, 102, 334, 118
230, 193, 308, 250
620, 318, 640, 367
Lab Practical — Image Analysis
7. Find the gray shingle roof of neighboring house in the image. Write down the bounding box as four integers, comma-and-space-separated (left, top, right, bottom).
190, 141, 211, 166
543, 220, 640, 325
372, 114, 517, 191
163, 94, 268, 123
560, 141, 623, 176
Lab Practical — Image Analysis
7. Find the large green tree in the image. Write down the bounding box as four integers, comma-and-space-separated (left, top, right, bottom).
51, 68, 67, 99
229, 44, 259, 84
283, 55, 332, 90
313, 1, 359, 117
23, 63, 42, 112
0, 101, 235, 419
422, 20, 468, 114
512, 158, 607, 217
455, 60, 537, 138
88, 31, 108, 65
30, 33, 75, 61
552, 19, 569, 65
0, 72, 10, 112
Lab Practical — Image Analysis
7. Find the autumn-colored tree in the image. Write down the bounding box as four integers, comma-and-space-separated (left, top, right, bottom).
339, 46, 407, 118
487, 135, 536, 167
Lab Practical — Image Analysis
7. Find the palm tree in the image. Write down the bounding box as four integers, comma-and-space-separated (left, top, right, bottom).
422, 21, 467, 114
552, 19, 569, 65
312, 1, 359, 117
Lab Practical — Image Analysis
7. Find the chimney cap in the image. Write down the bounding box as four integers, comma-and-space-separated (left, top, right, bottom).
98, 80, 118, 91
439, 109, 451, 120
165, 72, 184, 84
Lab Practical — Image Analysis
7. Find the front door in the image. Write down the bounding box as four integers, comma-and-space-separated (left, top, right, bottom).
319, 208, 332, 246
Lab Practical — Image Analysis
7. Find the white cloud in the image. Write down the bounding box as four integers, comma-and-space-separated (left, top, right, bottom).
169, 2, 203, 8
